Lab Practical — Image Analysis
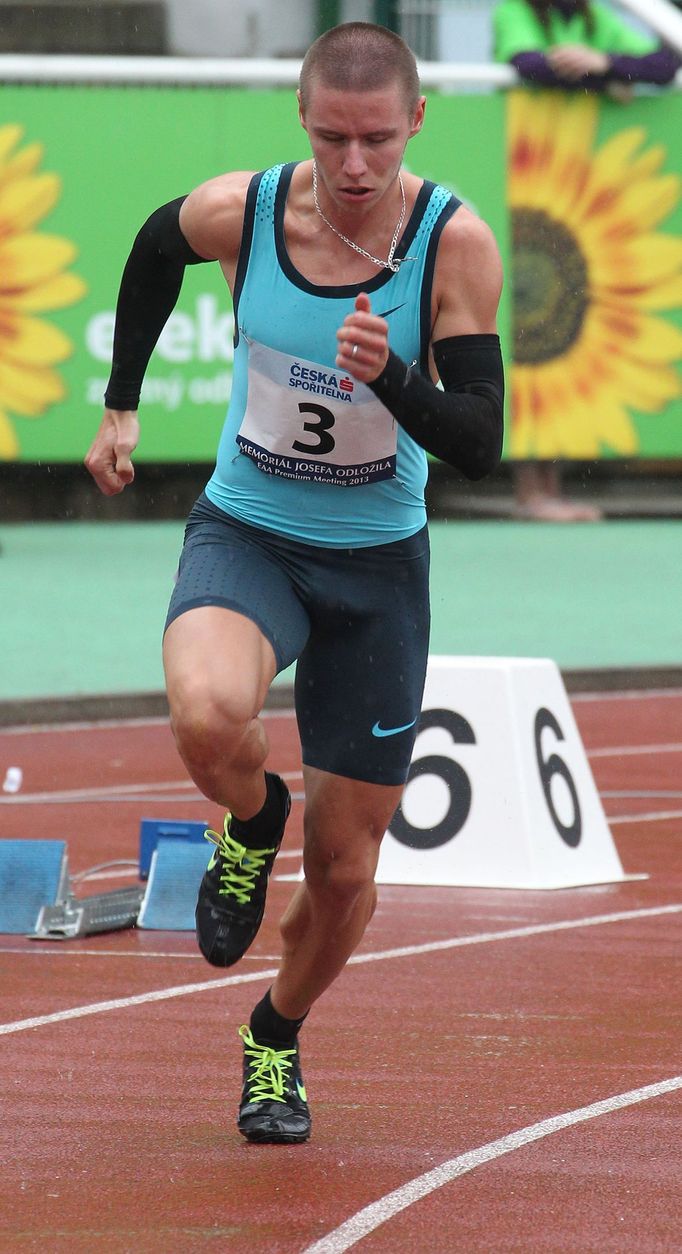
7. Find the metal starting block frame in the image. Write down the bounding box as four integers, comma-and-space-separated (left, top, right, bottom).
31, 884, 146, 941
0, 838, 144, 940
2, 819, 209, 940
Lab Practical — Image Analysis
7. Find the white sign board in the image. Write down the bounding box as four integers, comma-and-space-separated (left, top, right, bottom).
377, 656, 626, 890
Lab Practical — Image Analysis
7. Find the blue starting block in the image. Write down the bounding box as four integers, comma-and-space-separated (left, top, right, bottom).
137, 836, 210, 930
138, 818, 208, 879
0, 840, 69, 934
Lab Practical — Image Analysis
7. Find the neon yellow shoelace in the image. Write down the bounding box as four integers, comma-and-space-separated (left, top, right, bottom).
203, 821, 277, 904
239, 1025, 299, 1104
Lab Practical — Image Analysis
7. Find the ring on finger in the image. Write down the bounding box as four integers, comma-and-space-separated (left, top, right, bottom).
351, 343, 359, 358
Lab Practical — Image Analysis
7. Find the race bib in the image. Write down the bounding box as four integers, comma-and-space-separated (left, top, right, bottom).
236, 337, 397, 488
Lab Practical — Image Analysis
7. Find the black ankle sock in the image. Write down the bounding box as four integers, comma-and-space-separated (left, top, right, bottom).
230, 772, 286, 849
249, 988, 308, 1046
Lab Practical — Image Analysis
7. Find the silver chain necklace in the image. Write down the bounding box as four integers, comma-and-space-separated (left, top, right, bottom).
312, 161, 408, 273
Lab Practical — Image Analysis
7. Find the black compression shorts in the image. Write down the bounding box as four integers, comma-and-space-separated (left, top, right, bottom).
165, 494, 430, 786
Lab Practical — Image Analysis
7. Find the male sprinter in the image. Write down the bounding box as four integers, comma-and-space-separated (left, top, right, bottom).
85, 22, 504, 1144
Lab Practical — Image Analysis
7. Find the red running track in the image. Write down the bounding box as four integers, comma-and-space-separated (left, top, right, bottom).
0, 691, 681, 1253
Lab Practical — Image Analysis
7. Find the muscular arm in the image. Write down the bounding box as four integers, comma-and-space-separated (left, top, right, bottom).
86, 174, 250, 495
338, 209, 505, 480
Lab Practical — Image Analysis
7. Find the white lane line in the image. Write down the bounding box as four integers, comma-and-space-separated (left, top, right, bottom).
572, 688, 682, 702
0, 948, 281, 960
601, 791, 682, 798
588, 743, 682, 758
302, 1075, 682, 1254
0, 780, 196, 803
609, 809, 682, 825
1, 947, 197, 959
1, 903, 680, 1038
345, 904, 682, 968
0, 967, 279, 1036
0, 795, 206, 807
0, 771, 304, 805
0, 708, 297, 736
2, 745, 678, 805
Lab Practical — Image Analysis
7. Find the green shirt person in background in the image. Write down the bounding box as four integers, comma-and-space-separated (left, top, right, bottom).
494, 0, 678, 94
493, 0, 679, 521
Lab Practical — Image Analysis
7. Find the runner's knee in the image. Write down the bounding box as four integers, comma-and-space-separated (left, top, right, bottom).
169, 678, 260, 762
302, 818, 383, 904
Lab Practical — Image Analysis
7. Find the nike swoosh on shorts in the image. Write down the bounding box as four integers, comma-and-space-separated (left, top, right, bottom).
371, 718, 418, 738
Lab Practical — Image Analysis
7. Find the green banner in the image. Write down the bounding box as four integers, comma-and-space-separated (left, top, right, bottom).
1, 86, 508, 463
1, 83, 680, 463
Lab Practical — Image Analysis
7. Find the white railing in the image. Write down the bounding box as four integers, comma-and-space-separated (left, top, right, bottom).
619, 0, 682, 53
0, 0, 680, 87
0, 53, 514, 85
0, 55, 680, 87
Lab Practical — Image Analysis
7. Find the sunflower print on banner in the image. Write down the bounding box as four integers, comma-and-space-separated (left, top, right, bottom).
508, 91, 682, 459
0, 124, 86, 459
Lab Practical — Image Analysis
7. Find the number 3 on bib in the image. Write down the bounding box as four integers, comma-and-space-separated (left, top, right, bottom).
237, 338, 397, 486
293, 403, 336, 455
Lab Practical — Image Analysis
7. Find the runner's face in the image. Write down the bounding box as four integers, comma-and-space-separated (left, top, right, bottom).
299, 81, 424, 212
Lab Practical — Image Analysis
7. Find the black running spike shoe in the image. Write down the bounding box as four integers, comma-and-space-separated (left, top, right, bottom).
237, 1025, 311, 1144
195, 776, 291, 968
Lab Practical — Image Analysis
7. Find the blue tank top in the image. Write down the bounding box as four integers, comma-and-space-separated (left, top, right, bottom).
205, 162, 459, 548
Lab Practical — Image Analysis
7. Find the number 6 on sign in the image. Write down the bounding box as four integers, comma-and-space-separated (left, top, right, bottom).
379, 656, 627, 890
390, 708, 476, 850
534, 708, 582, 848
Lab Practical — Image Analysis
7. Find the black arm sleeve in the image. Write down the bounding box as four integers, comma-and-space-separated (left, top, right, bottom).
104, 197, 209, 410
366, 334, 504, 480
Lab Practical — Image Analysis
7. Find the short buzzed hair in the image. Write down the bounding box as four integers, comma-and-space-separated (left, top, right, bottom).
299, 22, 421, 114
